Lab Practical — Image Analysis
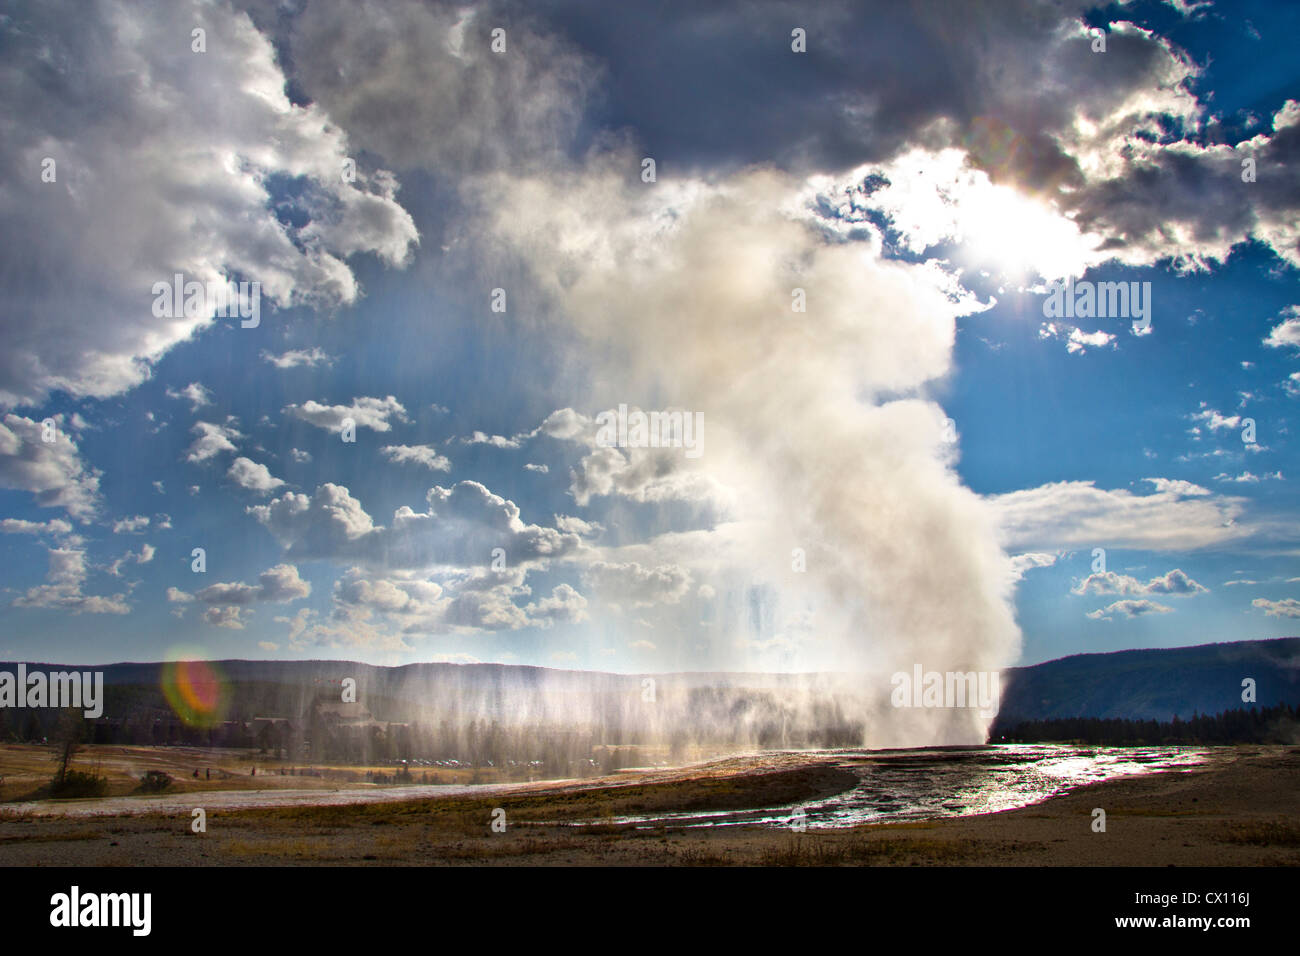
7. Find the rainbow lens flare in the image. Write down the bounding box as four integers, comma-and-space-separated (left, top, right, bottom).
161, 654, 228, 727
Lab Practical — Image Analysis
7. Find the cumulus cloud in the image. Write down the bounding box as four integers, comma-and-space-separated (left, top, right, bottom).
581, 560, 693, 607
570, 443, 724, 508
990, 478, 1248, 551
524, 583, 589, 627
244, 479, 590, 638
1263, 306, 1300, 349
11, 546, 128, 614
1038, 323, 1117, 354
111, 515, 150, 533
458, 431, 524, 449
227, 457, 286, 494
248, 480, 581, 571
186, 421, 242, 463
192, 563, 311, 606
1086, 598, 1175, 620
1072, 568, 1208, 597
284, 396, 408, 433
276, 0, 594, 175
165, 382, 213, 411
1190, 406, 1242, 432
380, 444, 452, 471
321, 563, 586, 637
107, 542, 154, 577
204, 606, 246, 629
1214, 470, 1283, 483
0, 415, 100, 519
0, 0, 417, 407
0, 517, 73, 536
1009, 552, 1059, 581
554, 514, 602, 538
1252, 597, 1300, 618
173, 564, 310, 628
261, 347, 335, 369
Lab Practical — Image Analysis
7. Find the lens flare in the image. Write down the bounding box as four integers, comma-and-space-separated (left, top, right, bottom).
161, 653, 228, 727
964, 116, 1025, 180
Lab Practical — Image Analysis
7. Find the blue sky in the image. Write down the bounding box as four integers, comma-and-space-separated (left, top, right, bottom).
1, 0, 1297, 674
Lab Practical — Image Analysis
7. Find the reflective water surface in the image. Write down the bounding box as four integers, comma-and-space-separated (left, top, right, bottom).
573, 744, 1210, 830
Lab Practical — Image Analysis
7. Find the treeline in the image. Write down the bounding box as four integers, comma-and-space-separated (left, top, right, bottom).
993, 702, 1300, 745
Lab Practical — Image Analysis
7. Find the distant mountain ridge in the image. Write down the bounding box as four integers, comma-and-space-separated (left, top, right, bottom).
993, 637, 1300, 728
4, 637, 1298, 737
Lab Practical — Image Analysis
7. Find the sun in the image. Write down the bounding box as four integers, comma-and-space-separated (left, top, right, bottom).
957, 180, 1098, 286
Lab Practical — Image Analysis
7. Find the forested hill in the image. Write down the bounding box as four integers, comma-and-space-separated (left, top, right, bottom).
992, 637, 1300, 728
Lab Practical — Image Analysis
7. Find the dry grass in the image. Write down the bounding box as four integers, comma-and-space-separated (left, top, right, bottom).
0, 828, 102, 844
1223, 818, 1300, 847
757, 835, 983, 866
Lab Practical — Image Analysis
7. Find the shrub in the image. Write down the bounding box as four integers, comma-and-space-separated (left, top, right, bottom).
139, 770, 173, 793
49, 770, 108, 798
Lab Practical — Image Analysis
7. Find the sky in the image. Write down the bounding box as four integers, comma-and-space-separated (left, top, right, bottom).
0, 0, 1297, 675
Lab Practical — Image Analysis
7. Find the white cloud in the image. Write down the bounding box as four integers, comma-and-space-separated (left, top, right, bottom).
261, 347, 335, 369
1251, 597, 1300, 619
11, 546, 128, 614
1263, 306, 1300, 349
459, 431, 524, 449
284, 396, 408, 433
0, 415, 100, 519
1190, 406, 1242, 432
554, 515, 603, 538
194, 563, 311, 606
111, 515, 150, 533
1072, 568, 1208, 597
1086, 598, 1175, 621
0, 517, 73, 536
186, 421, 242, 463
581, 560, 692, 607
0, 0, 417, 407
165, 382, 213, 411
249, 480, 582, 572
380, 444, 452, 471
990, 478, 1247, 551
227, 457, 285, 494
1009, 551, 1059, 581
204, 606, 246, 629
107, 542, 154, 577
1214, 470, 1283, 483
1143, 478, 1211, 497
182, 564, 310, 627
321, 564, 585, 637
1038, 323, 1117, 354
523, 583, 589, 628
